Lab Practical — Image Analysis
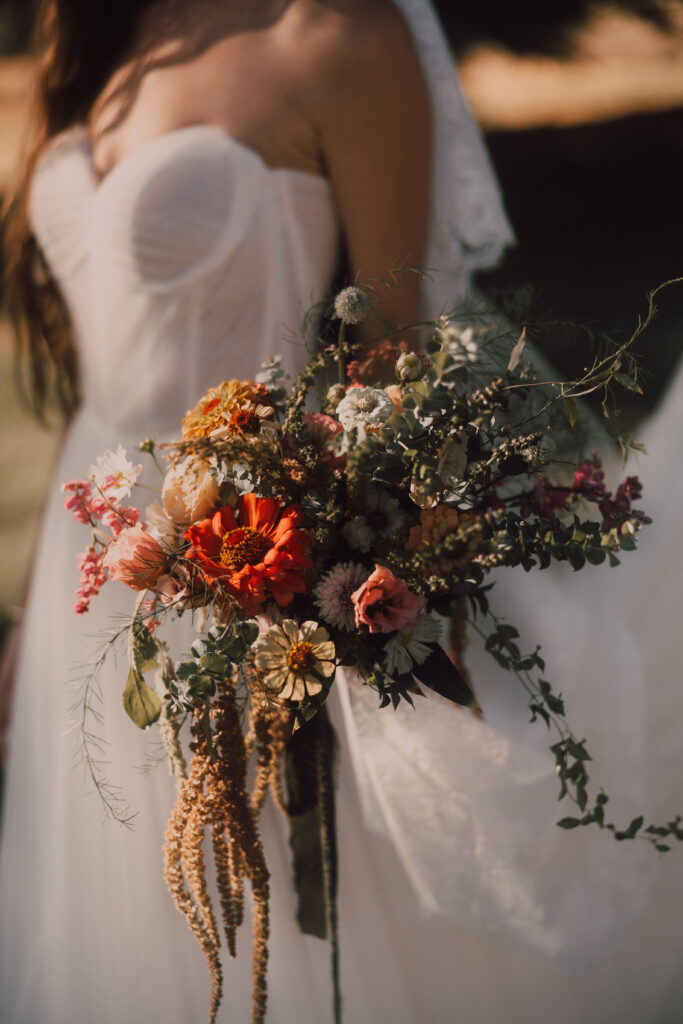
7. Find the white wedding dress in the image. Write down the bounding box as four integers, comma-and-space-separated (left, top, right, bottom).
2, 6, 683, 1023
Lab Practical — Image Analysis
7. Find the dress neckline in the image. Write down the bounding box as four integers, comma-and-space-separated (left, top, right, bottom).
40, 123, 334, 197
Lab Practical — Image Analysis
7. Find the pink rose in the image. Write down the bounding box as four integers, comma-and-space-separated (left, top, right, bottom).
303, 414, 345, 470
351, 565, 425, 634
102, 525, 168, 591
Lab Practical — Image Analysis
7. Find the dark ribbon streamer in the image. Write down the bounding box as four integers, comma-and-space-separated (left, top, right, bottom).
284, 709, 341, 1021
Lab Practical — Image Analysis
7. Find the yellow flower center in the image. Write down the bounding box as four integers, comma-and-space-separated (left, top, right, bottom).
229, 409, 262, 435
219, 527, 271, 570
287, 641, 316, 674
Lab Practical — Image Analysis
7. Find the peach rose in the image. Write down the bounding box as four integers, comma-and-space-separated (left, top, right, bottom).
161, 457, 222, 526
103, 525, 167, 591
351, 564, 425, 634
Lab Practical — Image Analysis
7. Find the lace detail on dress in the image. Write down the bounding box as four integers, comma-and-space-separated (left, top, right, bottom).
393, 0, 516, 314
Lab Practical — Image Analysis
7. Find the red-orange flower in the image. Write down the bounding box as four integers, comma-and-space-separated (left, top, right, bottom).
184, 494, 312, 612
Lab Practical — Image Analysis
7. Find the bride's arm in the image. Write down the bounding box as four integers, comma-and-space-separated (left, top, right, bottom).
308, 0, 432, 339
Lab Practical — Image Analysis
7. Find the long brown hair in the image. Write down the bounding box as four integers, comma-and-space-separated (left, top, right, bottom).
3, 0, 156, 416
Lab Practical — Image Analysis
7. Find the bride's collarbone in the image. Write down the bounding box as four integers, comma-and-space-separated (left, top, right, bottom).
87, 0, 400, 185
89, 27, 325, 181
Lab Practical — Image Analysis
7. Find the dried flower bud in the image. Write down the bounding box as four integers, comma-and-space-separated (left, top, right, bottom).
334, 286, 370, 325
396, 351, 424, 382
138, 438, 156, 454
327, 383, 347, 409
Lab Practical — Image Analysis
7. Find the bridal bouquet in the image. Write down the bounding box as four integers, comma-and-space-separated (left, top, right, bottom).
64, 285, 671, 1024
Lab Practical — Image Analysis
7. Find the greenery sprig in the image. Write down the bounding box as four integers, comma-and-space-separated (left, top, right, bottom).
470, 609, 683, 852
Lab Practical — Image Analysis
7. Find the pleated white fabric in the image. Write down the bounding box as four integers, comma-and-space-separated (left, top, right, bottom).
2, 21, 683, 1024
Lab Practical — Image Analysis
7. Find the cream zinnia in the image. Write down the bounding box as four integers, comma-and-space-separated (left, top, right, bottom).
253, 620, 335, 702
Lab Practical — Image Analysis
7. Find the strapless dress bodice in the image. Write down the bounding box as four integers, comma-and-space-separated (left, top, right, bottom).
30, 125, 340, 437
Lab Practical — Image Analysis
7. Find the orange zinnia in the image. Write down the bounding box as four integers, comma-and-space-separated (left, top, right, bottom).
184, 494, 312, 612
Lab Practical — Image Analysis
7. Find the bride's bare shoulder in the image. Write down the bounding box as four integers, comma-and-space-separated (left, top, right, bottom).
284, 0, 420, 74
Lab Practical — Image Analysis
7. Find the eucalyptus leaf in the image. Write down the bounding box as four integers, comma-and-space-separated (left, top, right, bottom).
123, 669, 162, 730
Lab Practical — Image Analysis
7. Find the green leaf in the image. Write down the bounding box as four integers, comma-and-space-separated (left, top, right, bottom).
123, 669, 162, 730
507, 328, 526, 373
557, 817, 582, 829
613, 371, 643, 394
586, 546, 606, 566
411, 644, 477, 709
130, 622, 158, 674
545, 693, 565, 715
563, 396, 578, 430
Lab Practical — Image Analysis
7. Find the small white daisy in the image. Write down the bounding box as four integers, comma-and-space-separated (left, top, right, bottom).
89, 445, 142, 502
314, 562, 369, 631
383, 614, 442, 676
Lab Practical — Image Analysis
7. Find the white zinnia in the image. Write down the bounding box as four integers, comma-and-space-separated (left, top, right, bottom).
314, 562, 369, 631
89, 445, 142, 502
383, 614, 442, 676
336, 387, 395, 433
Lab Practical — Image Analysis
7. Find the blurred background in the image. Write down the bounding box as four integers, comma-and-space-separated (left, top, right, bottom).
0, 0, 681, 626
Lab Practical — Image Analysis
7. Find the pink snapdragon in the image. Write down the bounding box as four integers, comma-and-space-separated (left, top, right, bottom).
518, 478, 570, 520
103, 504, 141, 537
74, 544, 108, 614
573, 453, 606, 500
599, 475, 652, 531
62, 480, 108, 525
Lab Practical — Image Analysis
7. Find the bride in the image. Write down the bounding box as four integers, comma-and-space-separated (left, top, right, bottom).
1, 0, 681, 1022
